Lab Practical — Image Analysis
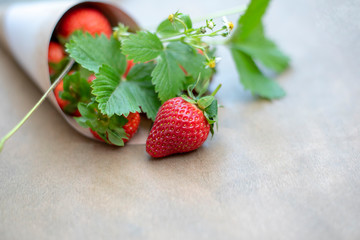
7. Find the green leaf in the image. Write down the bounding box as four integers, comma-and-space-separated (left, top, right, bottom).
92, 64, 161, 120
107, 128, 126, 146
228, 0, 289, 99
180, 14, 192, 29
151, 42, 213, 102
126, 63, 162, 120
66, 32, 126, 74
232, 0, 271, 41
78, 102, 96, 117
205, 99, 218, 120
157, 14, 192, 37
230, 47, 285, 99
92, 65, 139, 116
205, 99, 218, 136
167, 42, 212, 81
107, 115, 129, 146
77, 65, 94, 80
76, 102, 98, 128
233, 24, 290, 73
75, 102, 129, 146
122, 31, 163, 62
59, 71, 92, 114
151, 50, 186, 102
63, 72, 92, 101
109, 114, 128, 130
126, 62, 155, 84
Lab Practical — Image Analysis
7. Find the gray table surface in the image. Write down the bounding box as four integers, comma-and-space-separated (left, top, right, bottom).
1, 0, 360, 239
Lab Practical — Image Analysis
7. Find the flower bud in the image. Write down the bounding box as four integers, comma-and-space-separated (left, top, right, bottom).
199, 27, 207, 34
206, 19, 215, 30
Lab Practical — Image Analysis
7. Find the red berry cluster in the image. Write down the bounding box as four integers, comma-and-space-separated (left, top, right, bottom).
48, 7, 139, 144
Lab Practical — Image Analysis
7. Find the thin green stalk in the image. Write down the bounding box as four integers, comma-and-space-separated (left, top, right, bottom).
0, 59, 75, 152
203, 39, 228, 46
163, 27, 227, 43
197, 28, 226, 37
162, 37, 185, 42
174, 17, 188, 30
211, 84, 222, 96
160, 28, 196, 41
192, 5, 246, 23
146, 5, 246, 31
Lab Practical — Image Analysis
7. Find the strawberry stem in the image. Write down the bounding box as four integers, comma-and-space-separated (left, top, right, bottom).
211, 84, 222, 97
0, 59, 75, 152
191, 5, 246, 23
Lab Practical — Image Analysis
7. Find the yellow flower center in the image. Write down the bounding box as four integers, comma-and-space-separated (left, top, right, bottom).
228, 21, 234, 30
209, 60, 216, 68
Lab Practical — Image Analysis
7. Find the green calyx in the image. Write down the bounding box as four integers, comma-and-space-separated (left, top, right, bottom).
75, 101, 129, 146
60, 71, 92, 114
181, 82, 221, 136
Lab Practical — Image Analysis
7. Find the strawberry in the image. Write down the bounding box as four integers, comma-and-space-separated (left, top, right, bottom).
89, 112, 140, 144
122, 112, 141, 142
48, 42, 65, 75
54, 80, 70, 111
146, 84, 221, 158
48, 42, 65, 64
76, 99, 140, 146
57, 8, 112, 38
124, 59, 135, 78
87, 74, 96, 82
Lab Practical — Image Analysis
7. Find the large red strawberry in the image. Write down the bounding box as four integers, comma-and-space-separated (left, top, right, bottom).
146, 84, 221, 158
57, 8, 112, 38
90, 112, 140, 144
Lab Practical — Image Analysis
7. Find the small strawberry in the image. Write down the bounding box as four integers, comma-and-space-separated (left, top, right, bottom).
87, 74, 96, 82
146, 84, 221, 158
54, 79, 77, 115
48, 42, 66, 75
89, 112, 140, 144
57, 8, 112, 38
48, 42, 65, 64
76, 100, 140, 146
124, 59, 135, 78
122, 112, 141, 142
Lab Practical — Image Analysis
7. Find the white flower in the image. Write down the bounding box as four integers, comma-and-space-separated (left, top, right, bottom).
206, 19, 215, 30
222, 16, 234, 32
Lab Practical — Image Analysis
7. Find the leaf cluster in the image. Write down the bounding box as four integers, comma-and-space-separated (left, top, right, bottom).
229, 0, 290, 99
63, 0, 290, 142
